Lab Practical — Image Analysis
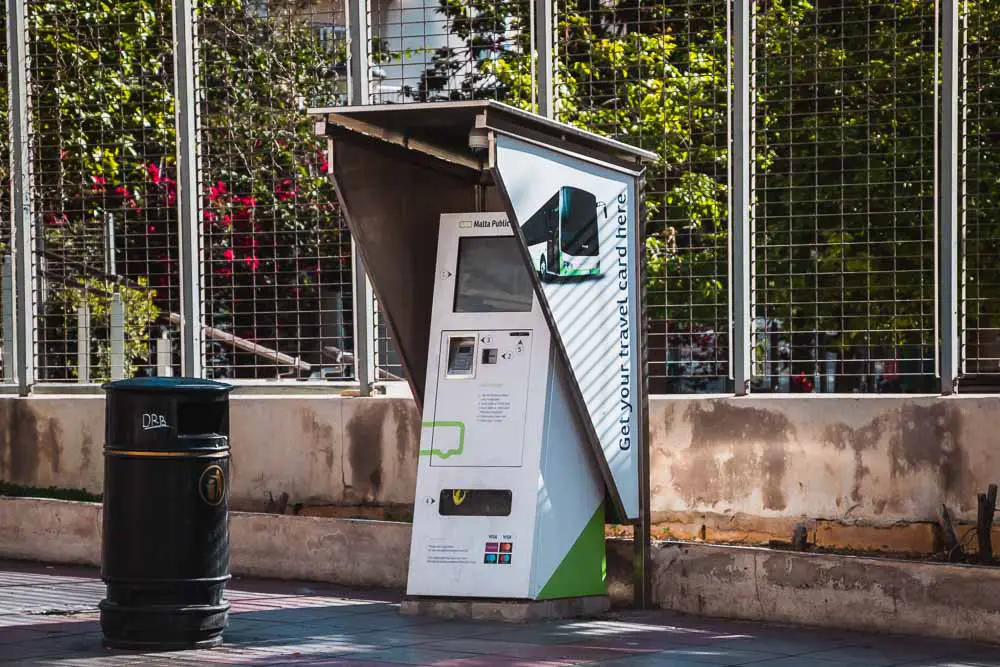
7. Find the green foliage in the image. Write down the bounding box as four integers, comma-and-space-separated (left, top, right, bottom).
24, 0, 351, 378
422, 0, 1000, 390
47, 278, 160, 382
11, 0, 1000, 390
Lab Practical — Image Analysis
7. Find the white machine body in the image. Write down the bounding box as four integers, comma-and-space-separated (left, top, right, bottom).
407, 213, 606, 601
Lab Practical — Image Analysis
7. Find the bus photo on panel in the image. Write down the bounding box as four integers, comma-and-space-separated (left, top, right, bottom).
520, 186, 603, 282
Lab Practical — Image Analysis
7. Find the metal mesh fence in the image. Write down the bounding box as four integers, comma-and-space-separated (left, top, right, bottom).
0, 0, 997, 393
196, 0, 355, 381
366, 0, 533, 385
556, 0, 731, 394
25, 0, 180, 382
750, 0, 937, 393
369, 0, 533, 105
961, 0, 1000, 386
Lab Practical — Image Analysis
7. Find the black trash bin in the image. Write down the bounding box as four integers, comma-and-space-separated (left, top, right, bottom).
99, 377, 234, 650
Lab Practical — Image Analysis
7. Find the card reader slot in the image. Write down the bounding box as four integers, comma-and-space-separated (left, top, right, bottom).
445, 335, 477, 378
438, 489, 512, 516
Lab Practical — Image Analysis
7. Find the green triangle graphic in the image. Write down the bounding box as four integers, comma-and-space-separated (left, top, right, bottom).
537, 504, 606, 600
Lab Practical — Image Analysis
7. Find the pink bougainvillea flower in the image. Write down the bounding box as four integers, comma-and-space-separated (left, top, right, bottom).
243, 255, 260, 271
209, 181, 227, 202
147, 163, 162, 184
203, 210, 216, 223
223, 248, 235, 262
91, 175, 107, 192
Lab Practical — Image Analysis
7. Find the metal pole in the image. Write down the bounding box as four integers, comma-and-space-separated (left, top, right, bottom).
939, 0, 959, 395
157, 331, 173, 377
172, 0, 204, 378
2, 256, 14, 384
633, 174, 651, 610
104, 212, 117, 277
77, 305, 91, 383
347, 0, 370, 105
533, 0, 554, 118
351, 243, 372, 396
7, 0, 35, 394
109, 293, 125, 381
345, 0, 374, 395
731, 0, 752, 395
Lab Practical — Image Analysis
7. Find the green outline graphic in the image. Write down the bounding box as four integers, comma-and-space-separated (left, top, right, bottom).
419, 421, 465, 459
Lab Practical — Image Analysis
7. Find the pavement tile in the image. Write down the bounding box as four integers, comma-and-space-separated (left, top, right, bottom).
585, 654, 739, 666
789, 645, 940, 666
428, 659, 577, 667
652, 646, 785, 665
420, 637, 642, 662
723, 659, 870, 667
274, 661, 406, 667
3, 562, 999, 667
344, 646, 483, 666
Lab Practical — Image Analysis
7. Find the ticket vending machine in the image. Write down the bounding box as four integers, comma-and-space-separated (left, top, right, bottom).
407, 213, 606, 600
310, 100, 656, 609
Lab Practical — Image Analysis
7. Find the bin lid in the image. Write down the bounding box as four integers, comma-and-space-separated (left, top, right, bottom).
102, 377, 233, 394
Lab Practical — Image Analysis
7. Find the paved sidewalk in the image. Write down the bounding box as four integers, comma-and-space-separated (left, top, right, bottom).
0, 561, 996, 666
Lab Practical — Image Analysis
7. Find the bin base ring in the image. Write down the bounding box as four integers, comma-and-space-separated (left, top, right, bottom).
99, 599, 229, 651
102, 635, 224, 651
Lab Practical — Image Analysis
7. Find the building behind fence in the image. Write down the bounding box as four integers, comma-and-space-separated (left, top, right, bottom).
1, 0, 998, 396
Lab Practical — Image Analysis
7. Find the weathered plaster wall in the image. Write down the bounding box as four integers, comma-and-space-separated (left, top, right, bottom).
1, 394, 997, 537
0, 395, 420, 513
650, 396, 998, 526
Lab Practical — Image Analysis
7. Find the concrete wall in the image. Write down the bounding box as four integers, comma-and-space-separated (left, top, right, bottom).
0, 497, 410, 588
647, 541, 1000, 645
2, 393, 999, 546
3, 497, 999, 644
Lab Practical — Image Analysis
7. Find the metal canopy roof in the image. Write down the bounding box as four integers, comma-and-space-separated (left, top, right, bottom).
310, 100, 658, 174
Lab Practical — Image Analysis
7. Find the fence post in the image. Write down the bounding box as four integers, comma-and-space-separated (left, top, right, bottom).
347, 0, 369, 105
731, 0, 753, 396
157, 330, 173, 377
171, 0, 204, 379
110, 293, 125, 381
7, 0, 36, 394
939, 0, 960, 395
2, 256, 14, 384
345, 0, 373, 395
351, 244, 372, 395
533, 0, 554, 118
